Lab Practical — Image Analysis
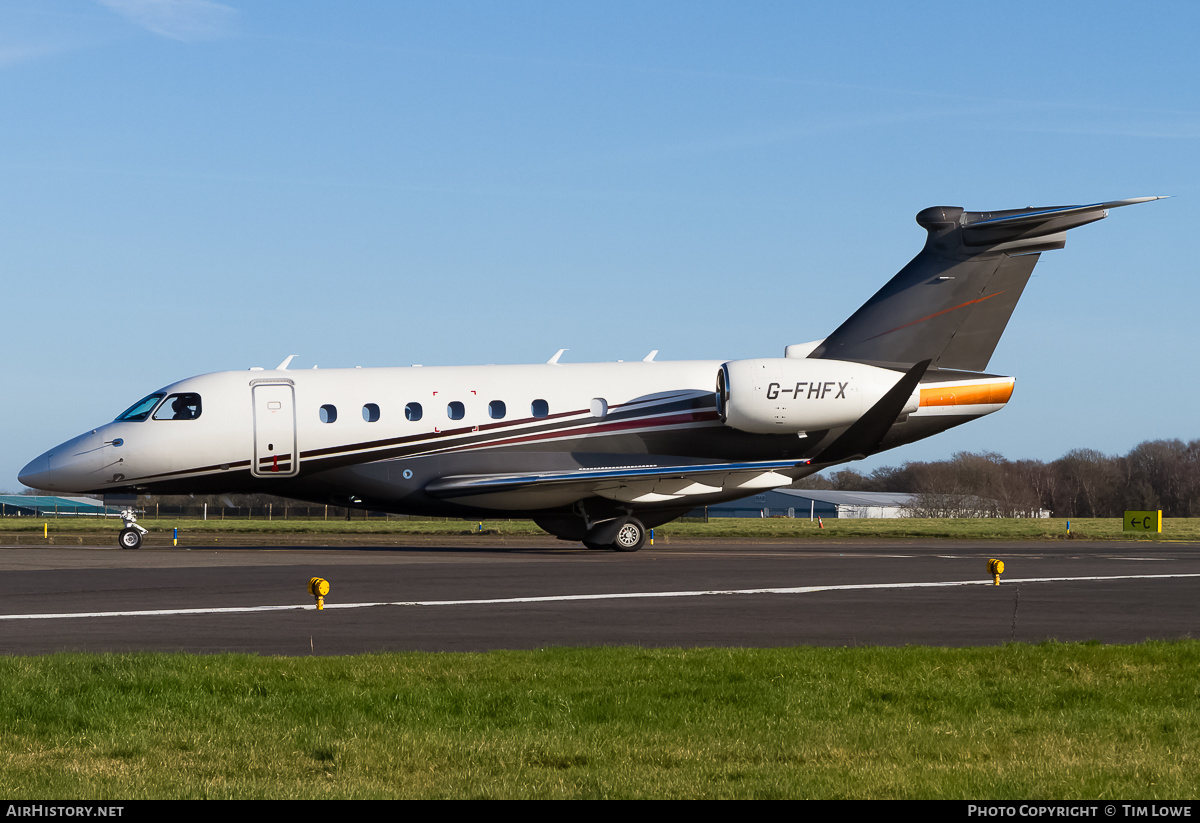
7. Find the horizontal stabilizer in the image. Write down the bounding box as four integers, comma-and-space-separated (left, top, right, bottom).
960, 197, 1166, 250
963, 197, 1165, 231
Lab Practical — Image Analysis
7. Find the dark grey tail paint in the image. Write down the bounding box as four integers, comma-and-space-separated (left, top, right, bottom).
808, 198, 1162, 371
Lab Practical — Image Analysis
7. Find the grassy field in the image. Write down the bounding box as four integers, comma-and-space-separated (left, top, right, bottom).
3, 516, 1198, 545
4, 519, 1197, 798
2, 643, 1198, 799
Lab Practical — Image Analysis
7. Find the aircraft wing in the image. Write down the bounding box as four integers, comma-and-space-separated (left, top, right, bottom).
425, 458, 810, 508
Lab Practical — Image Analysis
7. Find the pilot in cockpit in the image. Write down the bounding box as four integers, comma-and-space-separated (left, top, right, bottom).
171, 396, 194, 419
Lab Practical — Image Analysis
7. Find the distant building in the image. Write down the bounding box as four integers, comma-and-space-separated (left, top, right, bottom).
689, 489, 914, 519
689, 489, 1048, 519
0, 495, 116, 517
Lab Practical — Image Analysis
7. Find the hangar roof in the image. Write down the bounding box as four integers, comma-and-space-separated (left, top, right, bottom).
0, 495, 111, 513
772, 489, 918, 508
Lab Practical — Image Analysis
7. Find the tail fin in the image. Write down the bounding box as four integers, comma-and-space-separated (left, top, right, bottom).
808, 197, 1165, 371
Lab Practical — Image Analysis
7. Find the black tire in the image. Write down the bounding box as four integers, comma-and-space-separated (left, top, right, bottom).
612, 519, 646, 552
119, 528, 142, 550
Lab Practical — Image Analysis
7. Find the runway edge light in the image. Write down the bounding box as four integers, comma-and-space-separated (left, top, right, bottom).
988, 559, 1005, 586
309, 577, 330, 611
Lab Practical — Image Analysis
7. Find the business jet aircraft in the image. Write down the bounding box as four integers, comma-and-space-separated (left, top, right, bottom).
20, 197, 1161, 550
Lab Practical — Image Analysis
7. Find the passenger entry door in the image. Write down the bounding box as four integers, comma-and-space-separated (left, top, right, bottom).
252, 381, 298, 477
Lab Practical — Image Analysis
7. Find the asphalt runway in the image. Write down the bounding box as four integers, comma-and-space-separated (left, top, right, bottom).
1, 537, 1198, 654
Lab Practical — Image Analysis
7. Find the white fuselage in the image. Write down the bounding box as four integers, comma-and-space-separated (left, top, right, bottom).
20, 356, 1012, 521
22, 360, 720, 496
16, 196, 1155, 548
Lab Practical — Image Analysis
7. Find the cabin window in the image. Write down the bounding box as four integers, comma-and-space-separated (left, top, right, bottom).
590, 397, 608, 418
447, 401, 465, 420
405, 402, 423, 422
153, 393, 202, 421
488, 400, 506, 419
531, 399, 549, 418
363, 403, 380, 423
320, 404, 337, 424
115, 393, 165, 423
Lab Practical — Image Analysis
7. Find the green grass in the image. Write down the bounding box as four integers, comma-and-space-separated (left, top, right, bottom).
5, 516, 1199, 545
2, 643, 1198, 798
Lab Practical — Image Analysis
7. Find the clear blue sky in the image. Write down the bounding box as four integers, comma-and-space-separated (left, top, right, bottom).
3, 1, 1196, 490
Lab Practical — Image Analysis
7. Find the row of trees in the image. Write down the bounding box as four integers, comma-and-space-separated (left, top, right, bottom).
794, 440, 1200, 518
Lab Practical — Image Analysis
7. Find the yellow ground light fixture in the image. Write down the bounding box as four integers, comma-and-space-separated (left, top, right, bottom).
987, 558, 1004, 586
308, 577, 330, 610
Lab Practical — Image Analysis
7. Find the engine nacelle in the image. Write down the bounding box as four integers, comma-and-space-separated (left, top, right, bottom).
717, 358, 918, 435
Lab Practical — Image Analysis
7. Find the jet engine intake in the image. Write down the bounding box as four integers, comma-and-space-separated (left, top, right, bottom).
717, 358, 918, 435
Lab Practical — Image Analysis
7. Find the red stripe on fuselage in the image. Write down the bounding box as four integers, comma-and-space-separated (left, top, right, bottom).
452, 410, 723, 452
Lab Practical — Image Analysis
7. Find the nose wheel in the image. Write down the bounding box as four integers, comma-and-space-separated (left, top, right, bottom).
118, 508, 147, 550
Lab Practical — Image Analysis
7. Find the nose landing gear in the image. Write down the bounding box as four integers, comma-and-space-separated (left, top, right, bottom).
118, 508, 147, 550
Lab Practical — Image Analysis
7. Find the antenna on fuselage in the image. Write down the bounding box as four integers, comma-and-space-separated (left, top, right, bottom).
276, 355, 297, 370
642, 350, 658, 362
547, 349, 568, 364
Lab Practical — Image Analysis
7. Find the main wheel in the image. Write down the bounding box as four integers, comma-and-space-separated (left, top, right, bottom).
612, 519, 646, 552
119, 528, 142, 550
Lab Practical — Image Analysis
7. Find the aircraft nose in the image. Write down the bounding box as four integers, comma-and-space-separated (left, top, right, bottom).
19, 431, 110, 492
18, 453, 52, 490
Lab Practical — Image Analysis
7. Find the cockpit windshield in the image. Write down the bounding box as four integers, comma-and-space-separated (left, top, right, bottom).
115, 393, 165, 422
153, 393, 202, 421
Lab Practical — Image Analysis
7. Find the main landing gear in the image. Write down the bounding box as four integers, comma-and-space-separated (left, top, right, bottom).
582, 517, 647, 552
612, 519, 647, 552
118, 508, 147, 550
535, 508, 673, 553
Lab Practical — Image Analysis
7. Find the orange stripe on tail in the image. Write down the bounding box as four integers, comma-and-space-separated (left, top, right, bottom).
920, 381, 1014, 407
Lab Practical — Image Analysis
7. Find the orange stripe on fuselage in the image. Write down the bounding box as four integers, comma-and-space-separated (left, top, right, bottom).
919, 381, 1014, 407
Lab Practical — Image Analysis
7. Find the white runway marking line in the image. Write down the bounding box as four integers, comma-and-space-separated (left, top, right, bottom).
4, 572, 1200, 621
